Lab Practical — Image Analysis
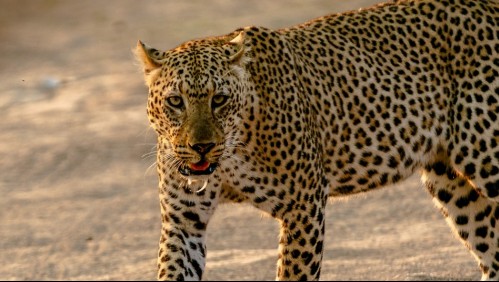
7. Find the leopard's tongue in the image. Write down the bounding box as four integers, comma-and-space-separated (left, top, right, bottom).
189, 161, 210, 171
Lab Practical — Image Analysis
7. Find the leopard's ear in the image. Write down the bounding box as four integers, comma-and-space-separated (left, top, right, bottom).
228, 32, 246, 63
227, 31, 250, 77
134, 40, 164, 86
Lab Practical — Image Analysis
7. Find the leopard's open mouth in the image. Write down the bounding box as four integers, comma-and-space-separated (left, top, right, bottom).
179, 160, 218, 176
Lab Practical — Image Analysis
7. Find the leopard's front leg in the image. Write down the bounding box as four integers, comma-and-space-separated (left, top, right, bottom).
156, 172, 220, 280
275, 184, 328, 281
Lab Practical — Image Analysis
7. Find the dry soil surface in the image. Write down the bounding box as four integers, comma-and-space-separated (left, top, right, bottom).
0, 0, 480, 280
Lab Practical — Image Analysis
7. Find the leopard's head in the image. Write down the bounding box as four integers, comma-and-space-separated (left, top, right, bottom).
135, 32, 250, 182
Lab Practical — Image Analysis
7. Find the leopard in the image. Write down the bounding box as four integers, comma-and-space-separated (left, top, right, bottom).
134, 0, 499, 280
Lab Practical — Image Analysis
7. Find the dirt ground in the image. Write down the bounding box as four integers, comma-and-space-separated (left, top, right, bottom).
0, 0, 481, 280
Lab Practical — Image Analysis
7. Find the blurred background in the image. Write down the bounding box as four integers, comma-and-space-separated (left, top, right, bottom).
0, 0, 479, 280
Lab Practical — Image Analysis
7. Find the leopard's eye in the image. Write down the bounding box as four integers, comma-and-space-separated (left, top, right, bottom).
166, 96, 184, 109
212, 94, 229, 109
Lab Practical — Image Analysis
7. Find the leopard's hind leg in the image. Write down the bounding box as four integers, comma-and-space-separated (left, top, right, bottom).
423, 154, 499, 280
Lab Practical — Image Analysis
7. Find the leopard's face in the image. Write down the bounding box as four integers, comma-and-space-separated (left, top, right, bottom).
137, 33, 249, 181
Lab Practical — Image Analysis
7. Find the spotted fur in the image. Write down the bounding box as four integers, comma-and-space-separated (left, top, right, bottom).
135, 0, 499, 280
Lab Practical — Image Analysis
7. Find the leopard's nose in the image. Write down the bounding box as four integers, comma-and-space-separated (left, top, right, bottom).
189, 142, 215, 154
